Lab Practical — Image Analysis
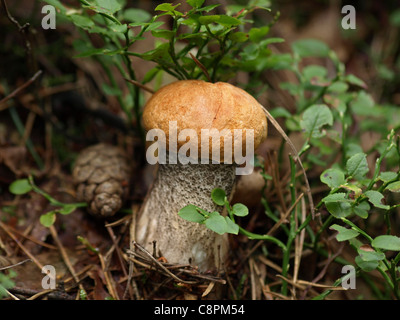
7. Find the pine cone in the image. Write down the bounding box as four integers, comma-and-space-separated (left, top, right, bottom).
72, 143, 131, 218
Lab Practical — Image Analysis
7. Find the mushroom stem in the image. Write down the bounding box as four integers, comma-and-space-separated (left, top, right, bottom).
133, 152, 236, 272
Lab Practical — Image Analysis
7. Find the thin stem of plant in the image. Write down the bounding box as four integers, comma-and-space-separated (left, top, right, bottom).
261, 105, 316, 218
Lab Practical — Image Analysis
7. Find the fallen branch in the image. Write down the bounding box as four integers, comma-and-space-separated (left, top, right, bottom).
8, 286, 75, 300
0, 70, 43, 111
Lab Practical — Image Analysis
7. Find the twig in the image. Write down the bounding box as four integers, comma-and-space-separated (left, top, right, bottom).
0, 258, 31, 271
189, 52, 211, 82
9, 286, 75, 300
252, 259, 272, 300
125, 78, 155, 94
201, 281, 215, 297
1, 0, 31, 54
177, 268, 226, 284
49, 225, 85, 295
0, 70, 43, 110
3, 222, 57, 250
0, 221, 43, 270
105, 224, 132, 298
1, 0, 29, 30
249, 258, 257, 300
127, 247, 226, 284
269, 151, 287, 213
277, 275, 347, 291
267, 193, 304, 236
299, 243, 344, 299
98, 253, 119, 300
125, 205, 141, 300
293, 197, 307, 297
130, 241, 197, 284
62, 264, 94, 291
27, 289, 55, 300
4, 289, 20, 300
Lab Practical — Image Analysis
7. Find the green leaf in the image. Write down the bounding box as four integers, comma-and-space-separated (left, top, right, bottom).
142, 67, 160, 84
340, 184, 362, 198
58, 204, 77, 215
196, 4, 220, 12
229, 32, 249, 43
357, 246, 385, 262
240, 43, 260, 61
325, 201, 352, 218
355, 255, 379, 272
259, 37, 284, 47
320, 168, 345, 189
302, 65, 327, 81
232, 203, 249, 217
300, 104, 333, 138
95, 0, 121, 13
43, 0, 66, 14
353, 201, 370, 219
123, 8, 152, 23
0, 270, 16, 298
344, 74, 367, 89
108, 22, 127, 33
321, 193, 349, 203
327, 81, 349, 93
151, 29, 175, 40
211, 188, 226, 206
155, 3, 181, 12
178, 205, 206, 223
379, 171, 398, 183
372, 235, 400, 251
9, 179, 32, 195
346, 153, 369, 180
198, 15, 241, 26
81, 3, 120, 24
69, 14, 95, 30
138, 43, 170, 61
225, 217, 239, 235
350, 91, 375, 116
129, 21, 164, 31
364, 190, 390, 210
385, 181, 400, 193
187, 0, 205, 8
205, 212, 227, 235
330, 224, 359, 241
248, 26, 270, 43
154, 3, 182, 16
345, 143, 364, 158
291, 39, 330, 58
40, 211, 56, 227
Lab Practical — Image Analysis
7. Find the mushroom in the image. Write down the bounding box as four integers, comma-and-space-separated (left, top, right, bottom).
132, 80, 267, 272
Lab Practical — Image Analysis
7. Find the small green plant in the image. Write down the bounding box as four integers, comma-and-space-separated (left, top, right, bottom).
270, 37, 400, 299
42, 0, 283, 138
318, 131, 400, 299
179, 188, 248, 235
180, 187, 287, 247
0, 270, 16, 299
9, 176, 87, 227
